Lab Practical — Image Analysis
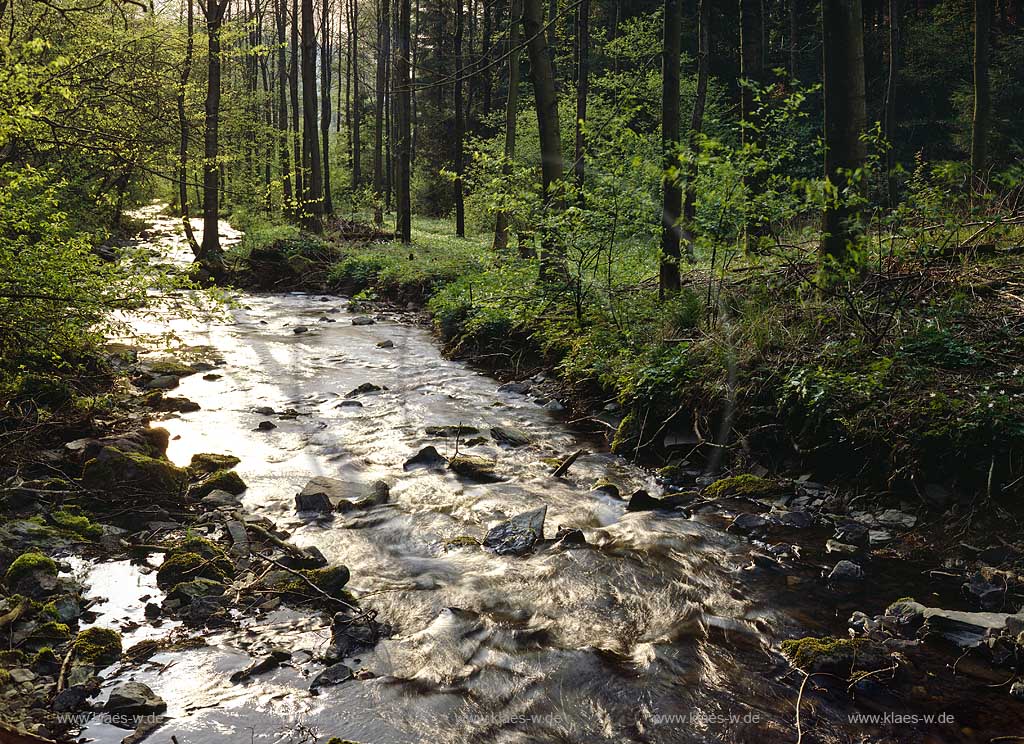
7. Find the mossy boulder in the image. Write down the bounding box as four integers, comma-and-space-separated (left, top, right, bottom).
448, 455, 503, 483
702, 474, 783, 500
167, 577, 227, 604
275, 565, 350, 600
780, 636, 889, 678
188, 453, 241, 477
156, 539, 233, 589
189, 469, 247, 498
26, 621, 72, 646
50, 510, 103, 540
4, 551, 58, 597
72, 627, 122, 666
82, 446, 188, 495
144, 358, 198, 377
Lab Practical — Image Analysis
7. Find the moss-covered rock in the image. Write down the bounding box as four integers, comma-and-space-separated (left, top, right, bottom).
188, 453, 241, 477
167, 577, 227, 604
4, 551, 57, 585
443, 535, 480, 551
780, 636, 888, 677
157, 549, 232, 588
702, 474, 782, 500
448, 455, 502, 483
189, 469, 247, 498
50, 510, 103, 540
144, 358, 198, 377
81, 446, 188, 495
27, 621, 71, 645
72, 627, 122, 666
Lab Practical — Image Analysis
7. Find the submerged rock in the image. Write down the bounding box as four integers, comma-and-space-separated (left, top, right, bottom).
482, 507, 547, 556
553, 526, 586, 548
295, 477, 390, 513
424, 424, 479, 438
489, 426, 532, 447
625, 490, 663, 512
310, 662, 353, 691
351, 316, 375, 326
403, 446, 447, 471
376, 340, 395, 349
230, 648, 291, 683
345, 382, 385, 398
448, 455, 502, 483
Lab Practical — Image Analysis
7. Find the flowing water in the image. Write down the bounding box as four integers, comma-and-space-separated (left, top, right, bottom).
77, 205, 927, 744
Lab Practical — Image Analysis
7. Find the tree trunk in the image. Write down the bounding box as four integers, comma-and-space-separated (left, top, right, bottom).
883, 0, 900, 206
201, 0, 227, 273
454, 0, 466, 237
351, 0, 363, 187
374, 0, 390, 221
573, 0, 589, 198
821, 0, 867, 266
290, 0, 304, 209
493, 0, 521, 252
523, 0, 564, 277
177, 0, 200, 255
396, 0, 412, 242
276, 0, 292, 210
789, 0, 799, 78
740, 0, 766, 253
659, 0, 682, 296
321, 0, 335, 217
971, 0, 991, 180
547, 0, 557, 78
301, 0, 323, 231
681, 0, 709, 264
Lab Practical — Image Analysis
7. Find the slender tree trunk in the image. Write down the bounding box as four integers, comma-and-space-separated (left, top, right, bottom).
321, 0, 335, 217
883, 0, 900, 206
201, 0, 227, 272
547, 0, 557, 78
411, 0, 419, 163
659, 0, 682, 296
374, 0, 389, 221
351, 0, 363, 187
493, 0, 521, 252
337, 9, 345, 133
454, 0, 466, 236
740, 0, 766, 253
301, 0, 323, 231
573, 0, 589, 198
971, 0, 992, 180
177, 0, 200, 255
276, 0, 293, 210
821, 0, 867, 266
789, 0, 799, 78
396, 0, 412, 242
523, 0, 564, 277
481, 0, 493, 113
681, 0, 709, 264
290, 0, 304, 210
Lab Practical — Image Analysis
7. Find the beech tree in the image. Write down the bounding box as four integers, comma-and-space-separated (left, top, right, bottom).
659, 0, 682, 296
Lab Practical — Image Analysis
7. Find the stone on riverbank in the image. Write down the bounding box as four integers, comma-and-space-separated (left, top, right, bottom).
72, 627, 122, 667
190, 469, 247, 498
489, 426, 531, 447
81, 446, 187, 495
295, 477, 390, 513
4, 551, 58, 598
105, 681, 166, 716
403, 446, 446, 471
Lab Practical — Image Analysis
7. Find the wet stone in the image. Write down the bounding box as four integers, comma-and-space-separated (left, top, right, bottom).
729, 513, 769, 536
828, 560, 864, 582
625, 490, 663, 512
489, 426, 532, 447
310, 662, 354, 691
403, 446, 447, 471
105, 681, 166, 716
257, 420, 277, 431
482, 507, 547, 556
351, 316, 375, 326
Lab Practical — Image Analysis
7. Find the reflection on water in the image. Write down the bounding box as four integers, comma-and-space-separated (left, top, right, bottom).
82, 205, 859, 744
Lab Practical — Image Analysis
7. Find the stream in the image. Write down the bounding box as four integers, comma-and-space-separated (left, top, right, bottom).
74, 205, 946, 744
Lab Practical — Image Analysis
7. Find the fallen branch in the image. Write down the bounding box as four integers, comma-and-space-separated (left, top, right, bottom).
248, 551, 358, 612
551, 449, 585, 478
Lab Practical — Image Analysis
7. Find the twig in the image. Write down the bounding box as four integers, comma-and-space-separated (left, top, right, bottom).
551, 449, 585, 478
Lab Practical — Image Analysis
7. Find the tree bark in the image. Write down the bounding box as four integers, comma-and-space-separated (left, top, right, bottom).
276, 0, 292, 210
301, 0, 323, 231
177, 0, 200, 255
396, 0, 412, 242
290, 0, 304, 209
454, 0, 466, 236
821, 0, 867, 266
573, 0, 589, 198
659, 0, 682, 296
351, 0, 363, 187
201, 0, 228, 272
740, 0, 766, 253
681, 0, 709, 264
883, 0, 900, 206
523, 0, 564, 277
374, 0, 390, 221
971, 0, 991, 180
321, 0, 335, 217
493, 0, 521, 252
